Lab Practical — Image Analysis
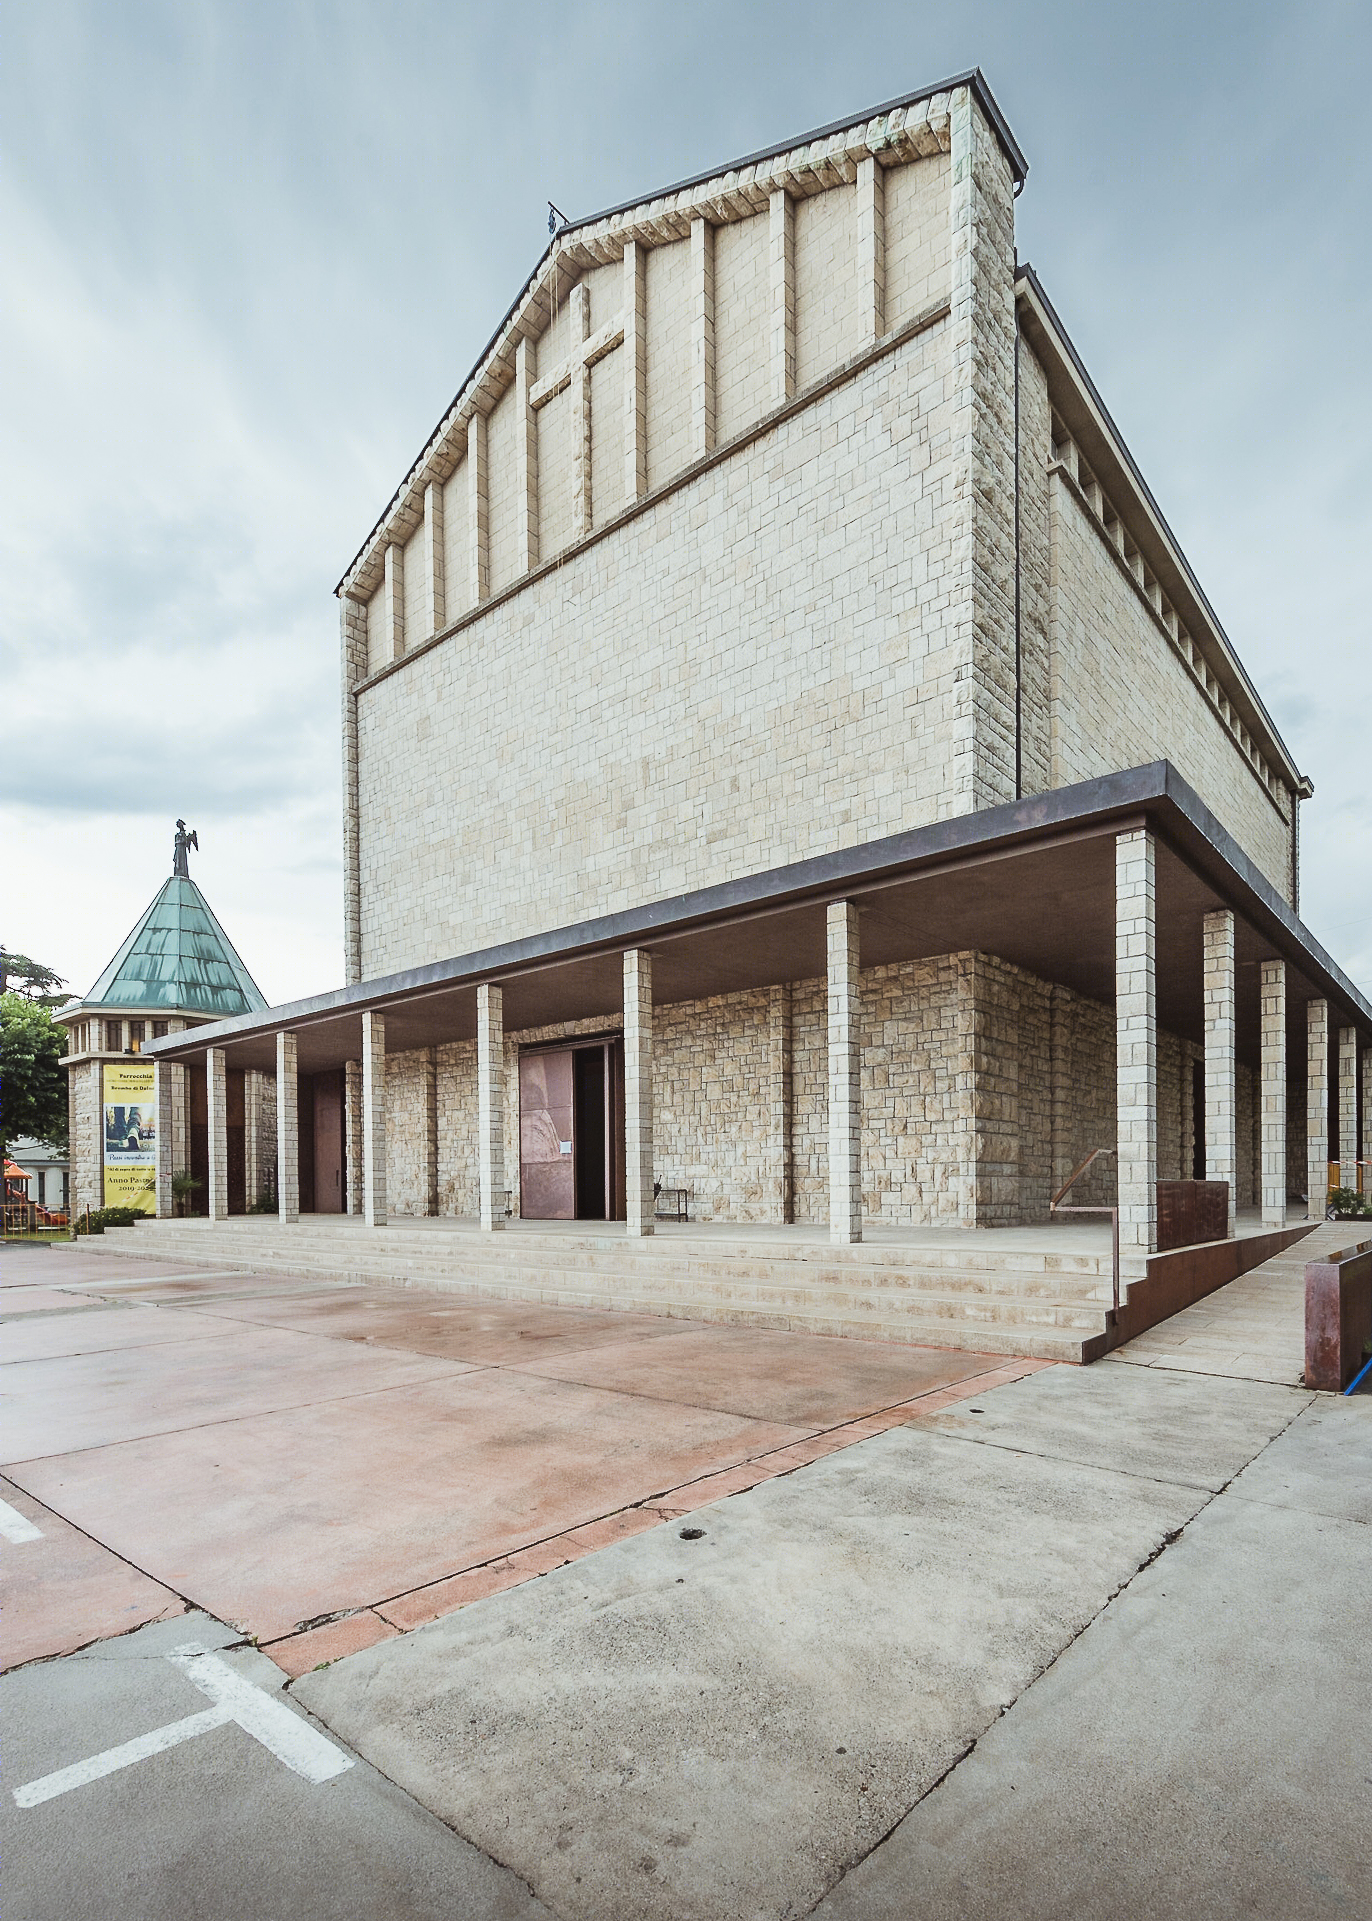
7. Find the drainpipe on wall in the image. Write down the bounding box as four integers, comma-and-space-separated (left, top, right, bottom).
1006, 307, 1014, 802
1294, 774, 1314, 913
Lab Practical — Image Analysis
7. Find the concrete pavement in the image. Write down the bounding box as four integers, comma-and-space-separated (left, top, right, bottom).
295, 1362, 1336, 1921
812, 1390, 1372, 1921
2, 1610, 549, 1921
6, 1242, 1368, 1919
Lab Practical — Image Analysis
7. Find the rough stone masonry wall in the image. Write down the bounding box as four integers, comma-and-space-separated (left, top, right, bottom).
379, 949, 1218, 1228
67, 1059, 101, 1216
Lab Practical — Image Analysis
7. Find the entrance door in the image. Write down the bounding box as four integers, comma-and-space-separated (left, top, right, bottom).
300, 1069, 345, 1214
519, 1041, 625, 1221
520, 1049, 575, 1218
313, 1075, 343, 1206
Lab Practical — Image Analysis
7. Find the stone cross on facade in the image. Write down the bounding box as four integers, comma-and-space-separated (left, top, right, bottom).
173, 820, 198, 879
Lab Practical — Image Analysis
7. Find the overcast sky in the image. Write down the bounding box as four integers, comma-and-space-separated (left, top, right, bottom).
4, 0, 1368, 1008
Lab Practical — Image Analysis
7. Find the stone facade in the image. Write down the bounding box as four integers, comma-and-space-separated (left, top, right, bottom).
317, 80, 1322, 1242
340, 86, 1299, 987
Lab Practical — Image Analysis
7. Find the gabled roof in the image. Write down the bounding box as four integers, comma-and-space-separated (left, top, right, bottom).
335, 70, 1020, 600
78, 876, 268, 1019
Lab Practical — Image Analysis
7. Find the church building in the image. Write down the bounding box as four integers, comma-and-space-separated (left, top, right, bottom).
141, 73, 1370, 1356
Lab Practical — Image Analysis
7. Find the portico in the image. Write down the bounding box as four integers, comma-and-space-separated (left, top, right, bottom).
142, 764, 1368, 1358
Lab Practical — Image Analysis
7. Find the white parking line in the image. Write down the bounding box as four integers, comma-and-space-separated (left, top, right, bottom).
0, 1499, 42, 1544
12, 1644, 352, 1807
13, 1707, 232, 1806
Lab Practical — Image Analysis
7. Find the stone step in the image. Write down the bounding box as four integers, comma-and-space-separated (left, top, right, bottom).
85, 1222, 1110, 1286
80, 1227, 1112, 1310
88, 1219, 1109, 1278
74, 1227, 1112, 1343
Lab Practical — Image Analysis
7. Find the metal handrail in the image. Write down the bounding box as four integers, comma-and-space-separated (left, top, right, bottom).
1050, 1148, 1121, 1315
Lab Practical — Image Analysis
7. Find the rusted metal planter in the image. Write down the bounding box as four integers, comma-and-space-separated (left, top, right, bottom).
1304, 1239, 1372, 1391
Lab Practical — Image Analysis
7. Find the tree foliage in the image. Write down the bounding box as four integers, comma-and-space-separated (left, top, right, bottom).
1, 991, 69, 1158
0, 949, 68, 1007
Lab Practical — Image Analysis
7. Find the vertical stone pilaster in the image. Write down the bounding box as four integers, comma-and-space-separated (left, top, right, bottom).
827, 901, 862, 1245
384, 541, 404, 661
243, 1068, 261, 1210
624, 950, 654, 1237
344, 1060, 363, 1215
769, 188, 795, 406
623, 240, 648, 502
1260, 961, 1287, 1227
949, 84, 1018, 810
1307, 997, 1328, 1218
768, 982, 793, 1224
1362, 1047, 1371, 1194
1202, 908, 1237, 1236
515, 336, 539, 575
206, 1047, 228, 1221
467, 412, 490, 605
477, 985, 505, 1231
1116, 829, 1157, 1260
277, 1032, 299, 1223
691, 216, 715, 458
362, 1011, 387, 1227
339, 593, 367, 985
570, 283, 593, 539
857, 155, 885, 343
424, 480, 445, 638
1337, 1026, 1357, 1176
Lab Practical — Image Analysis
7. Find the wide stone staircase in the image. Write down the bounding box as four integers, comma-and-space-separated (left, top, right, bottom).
72, 1216, 1119, 1363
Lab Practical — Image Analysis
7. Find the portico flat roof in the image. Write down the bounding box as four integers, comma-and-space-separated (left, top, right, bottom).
145, 763, 1370, 1079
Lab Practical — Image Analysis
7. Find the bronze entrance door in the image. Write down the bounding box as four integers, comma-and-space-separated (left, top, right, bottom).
298, 1069, 346, 1213
519, 1041, 625, 1220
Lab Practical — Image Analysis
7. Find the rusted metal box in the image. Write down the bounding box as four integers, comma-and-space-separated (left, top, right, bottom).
1156, 1181, 1229, 1253
1305, 1240, 1372, 1391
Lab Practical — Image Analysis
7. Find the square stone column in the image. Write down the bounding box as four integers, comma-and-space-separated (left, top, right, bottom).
1116, 829, 1157, 1260
155, 1063, 178, 1219
1260, 961, 1287, 1227
768, 983, 793, 1225
1306, 998, 1328, 1219
362, 1011, 387, 1227
206, 1047, 228, 1221
1202, 909, 1237, 1237
477, 984, 505, 1232
277, 1033, 300, 1222
344, 1060, 363, 1215
1337, 1026, 1358, 1176
624, 950, 654, 1237
827, 901, 862, 1246
1362, 1047, 1371, 1196
243, 1069, 262, 1211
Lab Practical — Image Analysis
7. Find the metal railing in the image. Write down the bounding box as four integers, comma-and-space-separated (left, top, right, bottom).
1049, 1148, 1120, 1313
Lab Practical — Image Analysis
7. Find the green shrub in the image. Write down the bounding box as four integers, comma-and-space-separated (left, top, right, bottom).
75, 1206, 148, 1234
1327, 1187, 1372, 1220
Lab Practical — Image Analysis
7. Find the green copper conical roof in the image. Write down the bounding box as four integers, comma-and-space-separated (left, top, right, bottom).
83, 876, 269, 1018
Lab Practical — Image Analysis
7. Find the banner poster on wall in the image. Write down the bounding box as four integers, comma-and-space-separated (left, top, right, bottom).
103, 1061, 157, 1212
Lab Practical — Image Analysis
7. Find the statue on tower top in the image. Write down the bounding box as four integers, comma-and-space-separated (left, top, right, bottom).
173, 819, 198, 878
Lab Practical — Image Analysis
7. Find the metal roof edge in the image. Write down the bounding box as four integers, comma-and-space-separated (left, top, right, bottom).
146, 761, 1370, 1066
